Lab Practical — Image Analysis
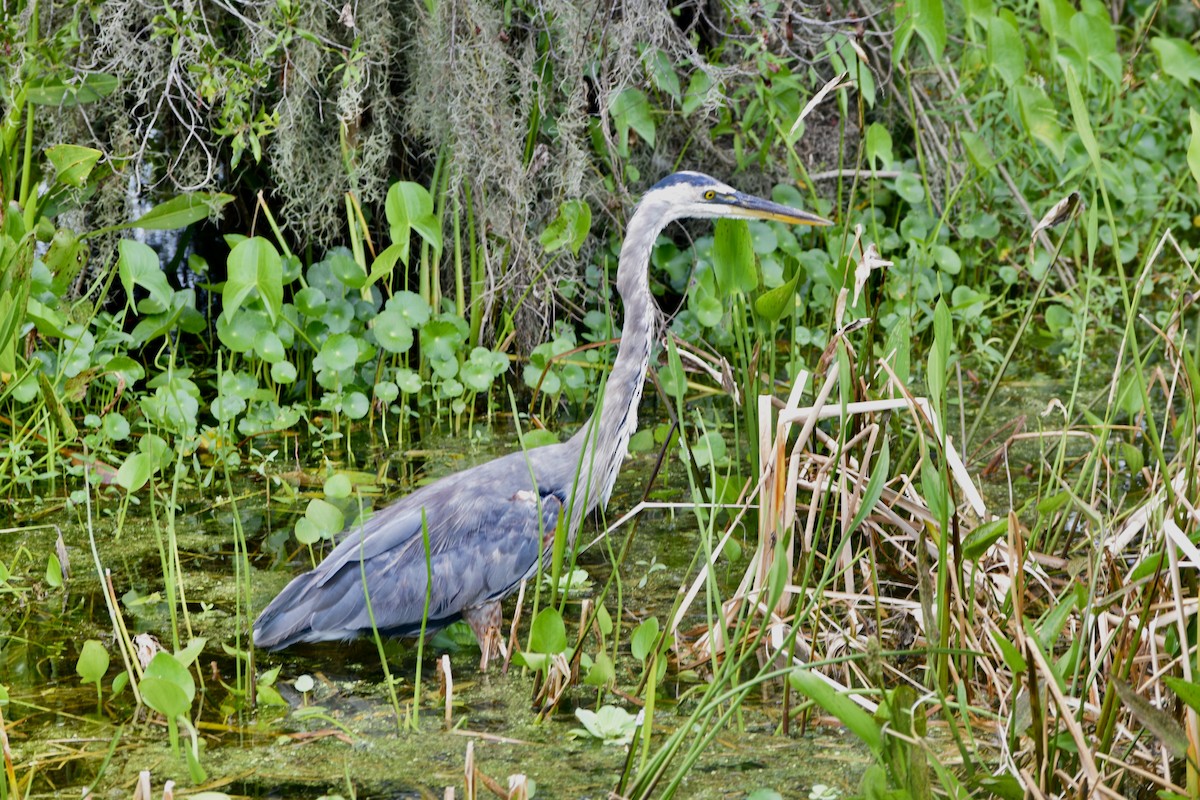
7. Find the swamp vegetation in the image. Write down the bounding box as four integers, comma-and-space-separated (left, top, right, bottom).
4, 0, 1200, 797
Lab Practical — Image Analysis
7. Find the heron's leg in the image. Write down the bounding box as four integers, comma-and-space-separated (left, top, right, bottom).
463, 601, 505, 671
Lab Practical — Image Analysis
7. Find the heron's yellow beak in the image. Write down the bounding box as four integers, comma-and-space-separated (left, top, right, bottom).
728, 191, 832, 226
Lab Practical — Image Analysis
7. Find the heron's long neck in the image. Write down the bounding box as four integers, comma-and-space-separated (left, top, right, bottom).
567, 204, 664, 519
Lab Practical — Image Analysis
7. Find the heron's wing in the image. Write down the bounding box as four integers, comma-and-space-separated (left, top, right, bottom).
254, 484, 562, 648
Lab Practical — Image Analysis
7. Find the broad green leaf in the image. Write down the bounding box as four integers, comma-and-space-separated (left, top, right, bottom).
115, 452, 156, 492
539, 199, 592, 255
123, 192, 233, 231
864, 123, 893, 170
712, 219, 757, 294
1188, 109, 1200, 194
223, 237, 283, 323
1015, 84, 1065, 161
45, 144, 101, 188
76, 640, 110, 685
789, 667, 882, 753
609, 88, 656, 155
385, 182, 442, 264
961, 130, 997, 172
986, 16, 1025, 87
753, 269, 802, 322
1150, 37, 1200, 88
1114, 679, 1188, 758
1165, 676, 1200, 716
140, 652, 194, 715
529, 607, 567, 654
682, 70, 713, 117
305, 498, 345, 536
895, 0, 946, 62
645, 48, 681, 102
118, 240, 174, 315
26, 72, 118, 106
630, 617, 660, 663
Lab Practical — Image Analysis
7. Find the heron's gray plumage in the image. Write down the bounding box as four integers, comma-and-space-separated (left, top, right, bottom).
253, 171, 830, 656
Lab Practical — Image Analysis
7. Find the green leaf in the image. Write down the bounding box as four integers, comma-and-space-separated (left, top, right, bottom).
682, 71, 712, 117
1015, 84, 1065, 161
25, 72, 118, 106
539, 199, 592, 255
895, 0, 946, 62
961, 130, 997, 173
45, 144, 102, 188
324, 473, 352, 499
609, 88, 656, 155
304, 498, 345, 537
118, 240, 174, 315
753, 269, 802, 322
583, 652, 615, 687
864, 123, 893, 171
76, 640, 110, 685
986, 16, 1025, 87
529, 607, 568, 654
846, 441, 888, 538
712, 219, 757, 294
789, 667, 882, 753
1188, 109, 1200, 195
385, 182, 442, 264
122, 193, 233, 231
140, 652, 194, 717
371, 309, 414, 354
645, 48, 681, 102
45, 551, 63, 588
988, 629, 1027, 672
115, 452, 156, 492
1062, 64, 1102, 173
223, 237, 283, 323
1151, 37, 1200, 88
630, 616, 660, 663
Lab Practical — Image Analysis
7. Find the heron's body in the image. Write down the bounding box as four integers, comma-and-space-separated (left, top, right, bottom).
253, 172, 829, 664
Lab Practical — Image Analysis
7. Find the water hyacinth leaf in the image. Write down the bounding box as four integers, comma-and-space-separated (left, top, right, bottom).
385, 181, 442, 263
788, 667, 882, 754
123, 192, 233, 231
609, 88, 656, 154
25, 72, 118, 106
45, 144, 102, 188
118, 240, 174, 315
372, 309, 414, 353
224, 237, 283, 323
539, 199, 592, 255
572, 705, 638, 745
712, 219, 757, 294
76, 640, 109, 685
529, 607, 567, 654
630, 616, 660, 663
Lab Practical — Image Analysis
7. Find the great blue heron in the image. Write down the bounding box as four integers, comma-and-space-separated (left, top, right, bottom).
253, 172, 831, 667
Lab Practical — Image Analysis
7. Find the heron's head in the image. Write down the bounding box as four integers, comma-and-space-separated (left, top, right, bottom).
641, 171, 832, 228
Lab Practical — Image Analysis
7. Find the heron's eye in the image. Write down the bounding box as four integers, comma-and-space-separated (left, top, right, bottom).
704, 190, 716, 200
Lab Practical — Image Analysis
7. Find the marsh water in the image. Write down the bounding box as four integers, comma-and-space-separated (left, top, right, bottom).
2, 368, 1107, 798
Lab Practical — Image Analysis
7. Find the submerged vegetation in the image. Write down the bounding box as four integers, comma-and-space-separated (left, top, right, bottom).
3, 0, 1200, 797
